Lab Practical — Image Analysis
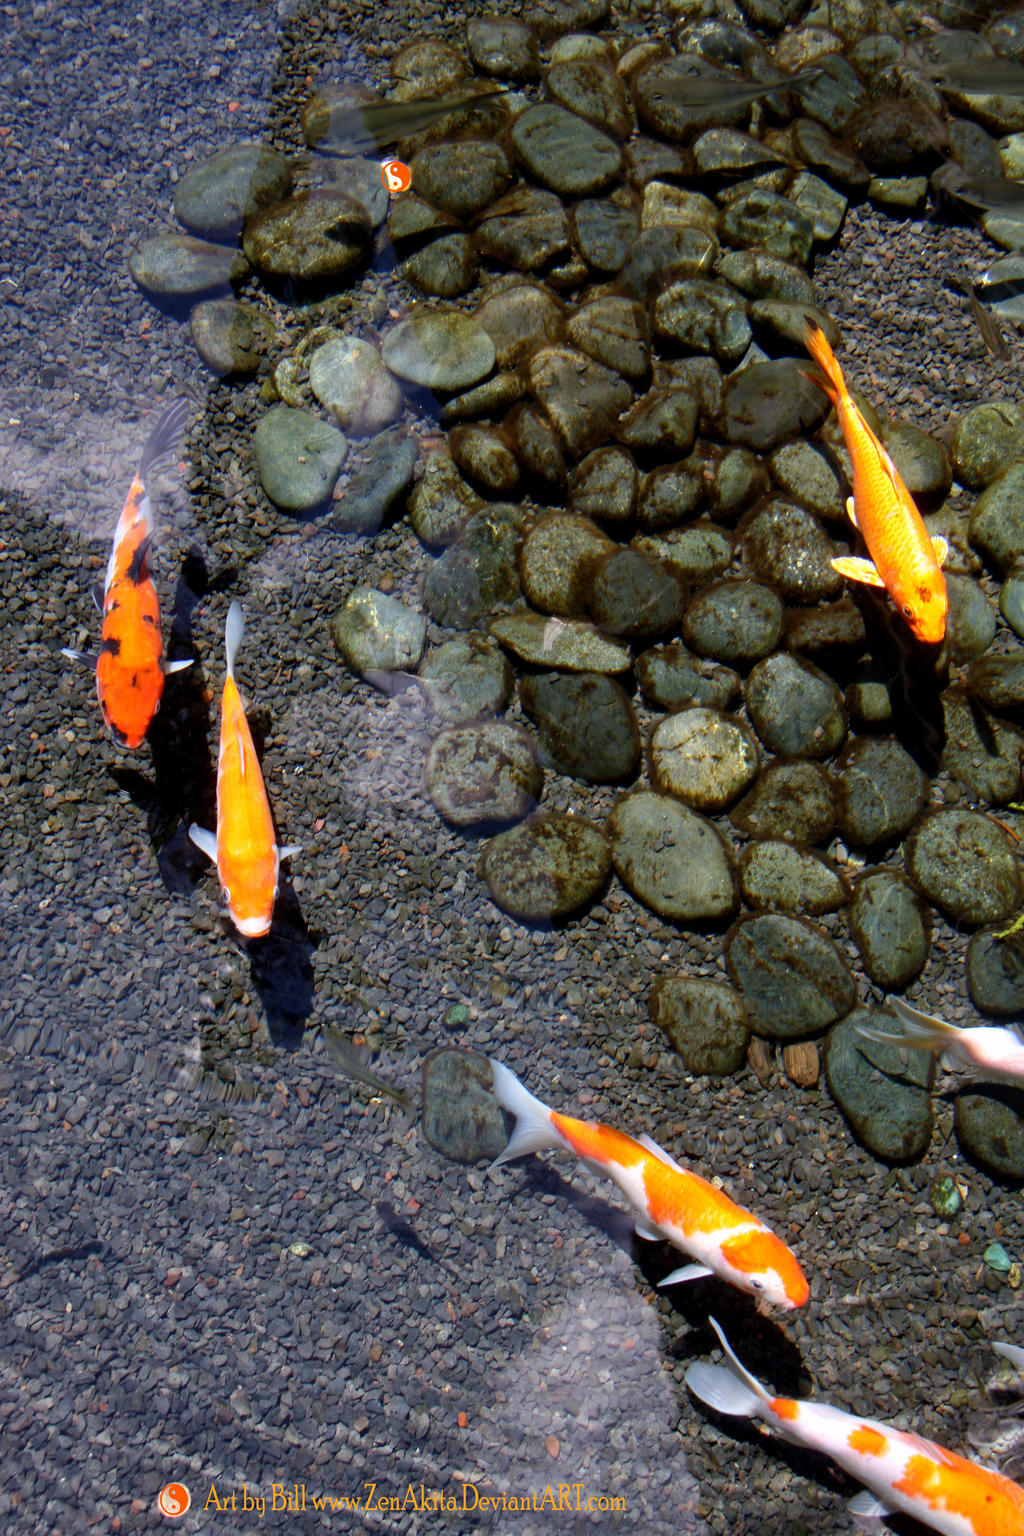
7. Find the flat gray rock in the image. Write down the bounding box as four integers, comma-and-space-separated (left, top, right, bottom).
481, 814, 611, 920
489, 613, 630, 672
254, 405, 348, 512
907, 810, 1024, 926
509, 102, 622, 195
422, 1050, 508, 1163
173, 143, 293, 240
832, 737, 928, 847
650, 707, 759, 812
847, 871, 930, 990
726, 913, 855, 1040
730, 761, 836, 844
739, 841, 848, 916
382, 311, 496, 391
745, 652, 846, 759
425, 721, 542, 828
330, 586, 425, 673
520, 672, 639, 782
128, 232, 250, 297
608, 791, 737, 922
648, 977, 750, 1076
825, 1007, 934, 1163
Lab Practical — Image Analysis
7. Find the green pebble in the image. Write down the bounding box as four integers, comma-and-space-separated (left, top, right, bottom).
928, 1176, 962, 1219
984, 1241, 1012, 1273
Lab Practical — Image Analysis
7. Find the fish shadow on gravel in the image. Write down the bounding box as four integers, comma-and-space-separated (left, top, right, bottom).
519, 1159, 650, 1262
245, 881, 318, 1046
856, 598, 948, 773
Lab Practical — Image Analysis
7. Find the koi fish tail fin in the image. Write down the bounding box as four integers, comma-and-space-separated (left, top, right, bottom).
993, 1341, 1024, 1370
684, 1317, 772, 1420
884, 995, 964, 1051
139, 395, 191, 483
488, 1059, 560, 1169
224, 601, 245, 680
802, 317, 845, 404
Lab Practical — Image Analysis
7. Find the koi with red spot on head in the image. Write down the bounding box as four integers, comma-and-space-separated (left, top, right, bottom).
488, 1060, 809, 1311
62, 397, 194, 748
188, 603, 301, 940
687, 1318, 1024, 1534
802, 318, 949, 646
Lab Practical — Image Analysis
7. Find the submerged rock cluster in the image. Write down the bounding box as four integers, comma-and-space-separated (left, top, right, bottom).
131, 0, 1024, 1174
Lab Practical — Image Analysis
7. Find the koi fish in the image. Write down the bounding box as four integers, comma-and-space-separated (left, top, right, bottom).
188, 603, 300, 938
686, 1316, 1024, 1535
856, 996, 1024, 1086
489, 1060, 808, 1310
803, 318, 949, 644
62, 397, 193, 747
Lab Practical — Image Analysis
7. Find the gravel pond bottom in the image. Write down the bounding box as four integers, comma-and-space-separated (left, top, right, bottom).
2, 2, 1024, 1534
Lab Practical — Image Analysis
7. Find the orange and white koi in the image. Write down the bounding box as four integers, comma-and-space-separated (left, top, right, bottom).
62, 397, 193, 748
489, 1060, 808, 1310
687, 1317, 1024, 1535
857, 996, 1024, 1086
188, 603, 299, 939
803, 318, 949, 645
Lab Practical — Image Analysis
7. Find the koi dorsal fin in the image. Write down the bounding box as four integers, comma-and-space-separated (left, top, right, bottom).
637, 1131, 686, 1174
224, 601, 244, 681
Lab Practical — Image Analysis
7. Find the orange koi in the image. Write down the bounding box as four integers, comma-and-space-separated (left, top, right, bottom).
188, 603, 300, 938
687, 1317, 1024, 1535
489, 1061, 808, 1310
63, 397, 193, 747
803, 318, 948, 645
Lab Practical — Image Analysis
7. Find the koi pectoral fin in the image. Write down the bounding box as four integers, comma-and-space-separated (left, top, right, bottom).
932, 535, 949, 567
659, 1263, 714, 1287
845, 495, 859, 529
279, 843, 303, 862
634, 1216, 662, 1241
61, 647, 97, 668
847, 1489, 893, 1521
831, 555, 886, 588
188, 825, 218, 863
161, 658, 194, 675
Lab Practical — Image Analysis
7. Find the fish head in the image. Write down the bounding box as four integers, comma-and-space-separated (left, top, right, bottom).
901, 567, 948, 645
222, 850, 278, 940
720, 1228, 810, 1311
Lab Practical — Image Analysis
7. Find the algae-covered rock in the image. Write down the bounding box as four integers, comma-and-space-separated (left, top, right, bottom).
649, 978, 750, 1076
825, 1007, 934, 1163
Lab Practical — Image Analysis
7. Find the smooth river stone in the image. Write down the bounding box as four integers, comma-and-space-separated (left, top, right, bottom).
242, 190, 371, 282
308, 336, 403, 437
382, 312, 495, 390
520, 672, 639, 781
649, 707, 759, 813
527, 344, 633, 457
489, 613, 630, 672
254, 406, 348, 512
424, 722, 542, 828
330, 586, 425, 673
739, 841, 848, 916
474, 280, 567, 368
906, 810, 1024, 926
637, 642, 740, 712
966, 928, 1024, 1016
955, 1086, 1024, 1179
410, 141, 515, 219
832, 737, 928, 847
173, 143, 293, 240
586, 548, 685, 641
189, 299, 275, 377
509, 102, 623, 195
942, 690, 1024, 806
726, 914, 856, 1041
422, 1049, 508, 1163
719, 360, 829, 451
730, 761, 836, 844
847, 871, 930, 990
683, 579, 784, 663
419, 635, 513, 724
741, 502, 844, 601
128, 233, 250, 297
825, 1007, 934, 1163
607, 791, 737, 922
969, 462, 1024, 571
519, 513, 615, 617
648, 978, 750, 1076
744, 652, 846, 759
481, 813, 611, 920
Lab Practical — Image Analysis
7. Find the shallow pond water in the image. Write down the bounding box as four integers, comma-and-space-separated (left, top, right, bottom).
3, 2, 1024, 1534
